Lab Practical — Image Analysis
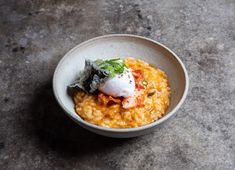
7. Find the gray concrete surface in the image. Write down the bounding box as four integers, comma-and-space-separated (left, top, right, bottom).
0, 0, 234, 169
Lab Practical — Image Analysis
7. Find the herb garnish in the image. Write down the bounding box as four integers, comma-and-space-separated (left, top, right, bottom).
142, 80, 148, 88
95, 58, 127, 77
147, 89, 155, 97
147, 92, 155, 97
68, 58, 127, 94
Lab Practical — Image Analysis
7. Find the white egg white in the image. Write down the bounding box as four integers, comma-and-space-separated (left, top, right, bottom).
98, 69, 135, 97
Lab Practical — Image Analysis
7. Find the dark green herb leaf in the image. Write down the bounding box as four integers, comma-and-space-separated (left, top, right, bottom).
95, 58, 127, 77
147, 92, 155, 97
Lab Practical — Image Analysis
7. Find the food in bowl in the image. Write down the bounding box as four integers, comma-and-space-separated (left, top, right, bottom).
68, 57, 171, 128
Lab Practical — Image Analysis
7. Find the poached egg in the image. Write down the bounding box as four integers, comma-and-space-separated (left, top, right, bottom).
98, 69, 135, 97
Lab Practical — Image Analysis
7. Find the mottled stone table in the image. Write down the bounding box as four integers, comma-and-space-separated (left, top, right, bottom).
0, 0, 234, 169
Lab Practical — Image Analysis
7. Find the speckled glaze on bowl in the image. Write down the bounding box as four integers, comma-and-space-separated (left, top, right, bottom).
53, 34, 189, 138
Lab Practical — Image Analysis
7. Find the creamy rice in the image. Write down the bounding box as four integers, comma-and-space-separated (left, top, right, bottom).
73, 58, 170, 128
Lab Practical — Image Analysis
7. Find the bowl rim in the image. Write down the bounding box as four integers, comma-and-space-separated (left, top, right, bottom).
53, 34, 189, 133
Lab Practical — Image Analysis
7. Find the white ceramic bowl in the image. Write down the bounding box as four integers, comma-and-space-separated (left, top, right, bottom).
53, 34, 189, 138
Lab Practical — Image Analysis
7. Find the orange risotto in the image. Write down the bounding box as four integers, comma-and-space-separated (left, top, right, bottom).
73, 57, 170, 128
